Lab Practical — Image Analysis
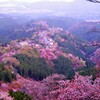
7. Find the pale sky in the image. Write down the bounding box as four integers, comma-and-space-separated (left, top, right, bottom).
0, 0, 75, 3
0, 0, 100, 20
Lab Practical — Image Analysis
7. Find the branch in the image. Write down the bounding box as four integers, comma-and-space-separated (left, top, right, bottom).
87, 0, 100, 3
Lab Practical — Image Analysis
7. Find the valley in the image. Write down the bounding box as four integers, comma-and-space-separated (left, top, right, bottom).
0, 16, 100, 100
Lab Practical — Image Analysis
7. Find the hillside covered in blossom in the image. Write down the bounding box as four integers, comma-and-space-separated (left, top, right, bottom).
0, 0, 100, 99
0, 17, 100, 100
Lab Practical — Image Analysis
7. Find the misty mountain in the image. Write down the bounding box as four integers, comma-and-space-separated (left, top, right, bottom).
0, 16, 83, 43
39, 17, 83, 29
68, 21, 100, 42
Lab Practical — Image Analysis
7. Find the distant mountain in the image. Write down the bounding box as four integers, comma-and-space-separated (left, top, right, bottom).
0, 14, 34, 43
0, 16, 83, 43
68, 21, 100, 42
39, 17, 83, 29
0, 14, 33, 34
0, 14, 17, 34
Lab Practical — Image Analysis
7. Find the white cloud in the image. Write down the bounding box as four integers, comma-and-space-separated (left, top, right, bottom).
15, 0, 75, 2
0, 0, 75, 13
0, 4, 15, 7
0, 0, 75, 3
0, 0, 13, 2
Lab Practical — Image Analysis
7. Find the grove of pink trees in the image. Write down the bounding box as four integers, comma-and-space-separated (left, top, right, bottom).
20, 73, 100, 100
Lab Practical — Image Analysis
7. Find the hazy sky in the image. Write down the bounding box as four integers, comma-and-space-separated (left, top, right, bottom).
0, 0, 75, 2
0, 0, 100, 20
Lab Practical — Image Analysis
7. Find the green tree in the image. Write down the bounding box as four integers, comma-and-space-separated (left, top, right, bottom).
53, 56, 75, 80
9, 90, 32, 100
0, 63, 16, 82
14, 54, 53, 80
